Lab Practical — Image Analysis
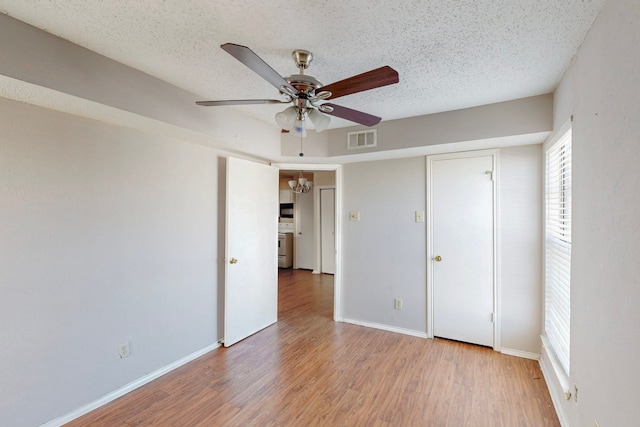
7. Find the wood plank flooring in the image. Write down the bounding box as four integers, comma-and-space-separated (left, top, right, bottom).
66, 269, 559, 426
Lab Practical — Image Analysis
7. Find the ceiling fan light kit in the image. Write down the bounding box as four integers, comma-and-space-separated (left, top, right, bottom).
308, 109, 331, 132
275, 106, 297, 129
196, 43, 399, 137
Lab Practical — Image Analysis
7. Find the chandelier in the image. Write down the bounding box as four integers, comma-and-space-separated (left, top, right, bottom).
288, 172, 313, 193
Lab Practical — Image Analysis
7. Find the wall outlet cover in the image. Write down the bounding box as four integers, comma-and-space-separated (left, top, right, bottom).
118, 342, 130, 358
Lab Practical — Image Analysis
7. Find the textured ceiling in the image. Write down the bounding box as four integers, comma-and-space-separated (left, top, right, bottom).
0, 0, 606, 130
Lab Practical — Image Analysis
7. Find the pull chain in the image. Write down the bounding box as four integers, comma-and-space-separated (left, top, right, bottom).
299, 133, 304, 157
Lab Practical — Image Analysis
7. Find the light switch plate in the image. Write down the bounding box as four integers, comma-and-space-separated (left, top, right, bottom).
350, 211, 360, 221
415, 210, 425, 223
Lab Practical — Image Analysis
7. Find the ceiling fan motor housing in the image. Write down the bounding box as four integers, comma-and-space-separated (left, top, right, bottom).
286, 74, 322, 100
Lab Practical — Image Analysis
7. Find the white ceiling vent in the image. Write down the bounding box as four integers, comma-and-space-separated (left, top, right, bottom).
347, 129, 377, 150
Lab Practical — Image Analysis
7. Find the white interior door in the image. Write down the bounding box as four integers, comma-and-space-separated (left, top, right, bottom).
320, 188, 335, 274
225, 157, 278, 347
296, 191, 314, 270
430, 154, 495, 347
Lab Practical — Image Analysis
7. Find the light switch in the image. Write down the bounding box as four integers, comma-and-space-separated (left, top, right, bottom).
415, 210, 425, 223
349, 211, 360, 221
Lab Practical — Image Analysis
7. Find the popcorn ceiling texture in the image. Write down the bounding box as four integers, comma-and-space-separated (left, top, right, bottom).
0, 0, 606, 129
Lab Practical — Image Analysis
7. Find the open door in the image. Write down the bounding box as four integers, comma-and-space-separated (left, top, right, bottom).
224, 157, 278, 347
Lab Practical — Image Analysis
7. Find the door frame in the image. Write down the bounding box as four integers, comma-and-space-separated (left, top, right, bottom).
272, 162, 343, 322
426, 149, 501, 350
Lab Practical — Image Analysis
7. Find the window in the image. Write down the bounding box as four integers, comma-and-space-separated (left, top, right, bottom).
545, 126, 572, 376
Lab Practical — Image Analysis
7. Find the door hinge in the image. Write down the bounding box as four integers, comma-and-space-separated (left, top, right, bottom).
490, 313, 494, 322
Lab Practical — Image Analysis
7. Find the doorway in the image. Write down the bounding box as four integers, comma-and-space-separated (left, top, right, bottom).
274, 163, 342, 322
426, 150, 498, 348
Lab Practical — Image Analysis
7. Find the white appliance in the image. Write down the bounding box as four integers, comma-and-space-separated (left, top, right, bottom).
278, 233, 293, 268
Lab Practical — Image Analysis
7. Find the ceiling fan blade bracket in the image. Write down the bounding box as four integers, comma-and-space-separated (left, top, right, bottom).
309, 91, 332, 104
317, 104, 334, 113
280, 85, 298, 98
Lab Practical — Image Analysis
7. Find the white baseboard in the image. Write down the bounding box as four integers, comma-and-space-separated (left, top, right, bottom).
41, 342, 220, 427
500, 348, 540, 360
341, 318, 428, 339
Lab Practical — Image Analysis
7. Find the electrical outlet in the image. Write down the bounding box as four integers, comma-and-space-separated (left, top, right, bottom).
394, 298, 403, 310
118, 342, 130, 358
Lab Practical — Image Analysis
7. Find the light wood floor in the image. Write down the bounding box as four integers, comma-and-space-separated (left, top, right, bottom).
66, 269, 559, 426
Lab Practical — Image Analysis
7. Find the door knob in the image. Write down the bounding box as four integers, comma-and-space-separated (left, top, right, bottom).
434, 255, 442, 262
229, 258, 238, 264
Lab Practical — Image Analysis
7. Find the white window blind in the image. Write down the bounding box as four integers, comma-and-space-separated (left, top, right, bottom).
545, 128, 572, 376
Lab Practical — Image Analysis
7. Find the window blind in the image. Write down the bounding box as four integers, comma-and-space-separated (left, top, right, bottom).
545, 128, 572, 375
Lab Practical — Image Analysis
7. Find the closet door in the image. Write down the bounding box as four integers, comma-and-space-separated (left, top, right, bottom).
428, 152, 495, 347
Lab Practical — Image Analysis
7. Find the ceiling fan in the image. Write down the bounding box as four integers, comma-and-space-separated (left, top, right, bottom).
196, 43, 399, 136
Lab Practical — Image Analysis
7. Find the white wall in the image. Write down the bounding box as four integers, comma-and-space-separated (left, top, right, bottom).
542, 1, 640, 426
0, 98, 220, 426
341, 146, 543, 350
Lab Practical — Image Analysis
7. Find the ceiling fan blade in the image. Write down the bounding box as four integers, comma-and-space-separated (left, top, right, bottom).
322, 66, 399, 100
196, 99, 286, 106
221, 43, 296, 94
321, 103, 381, 127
